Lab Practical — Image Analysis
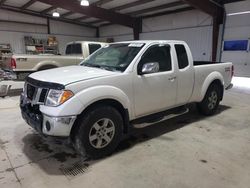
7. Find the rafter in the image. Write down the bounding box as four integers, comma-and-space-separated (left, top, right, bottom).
21, 0, 37, 9
111, 0, 155, 11
86, 20, 105, 25
38, 0, 136, 27
0, 0, 7, 6
92, 0, 114, 6
182, 0, 223, 17
74, 15, 89, 21
129, 1, 186, 16
142, 7, 195, 18
0, 4, 96, 28
61, 11, 75, 18
40, 6, 56, 14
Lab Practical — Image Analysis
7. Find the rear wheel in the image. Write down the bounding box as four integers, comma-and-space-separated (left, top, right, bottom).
73, 106, 123, 159
197, 84, 221, 116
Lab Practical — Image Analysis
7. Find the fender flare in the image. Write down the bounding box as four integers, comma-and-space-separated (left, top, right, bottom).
200, 71, 224, 101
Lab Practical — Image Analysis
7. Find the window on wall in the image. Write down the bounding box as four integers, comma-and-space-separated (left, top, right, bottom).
223, 40, 248, 51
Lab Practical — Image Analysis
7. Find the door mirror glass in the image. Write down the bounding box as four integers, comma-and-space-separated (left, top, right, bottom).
140, 62, 160, 75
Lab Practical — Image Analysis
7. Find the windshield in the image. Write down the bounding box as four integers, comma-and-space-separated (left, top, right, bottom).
80, 43, 145, 72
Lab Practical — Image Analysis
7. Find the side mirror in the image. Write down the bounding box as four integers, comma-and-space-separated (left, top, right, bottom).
139, 62, 160, 75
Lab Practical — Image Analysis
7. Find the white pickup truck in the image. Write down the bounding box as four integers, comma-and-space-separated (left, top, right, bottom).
20, 40, 233, 158
2, 41, 106, 80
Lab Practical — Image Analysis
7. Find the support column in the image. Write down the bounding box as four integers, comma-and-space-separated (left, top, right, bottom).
212, 17, 220, 62
47, 17, 51, 34
133, 18, 142, 40
96, 27, 100, 38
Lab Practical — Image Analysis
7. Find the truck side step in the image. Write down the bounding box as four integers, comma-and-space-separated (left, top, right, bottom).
132, 106, 189, 129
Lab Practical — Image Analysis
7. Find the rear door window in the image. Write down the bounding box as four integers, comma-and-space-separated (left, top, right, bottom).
66, 43, 82, 55
65, 44, 72, 55
89, 43, 102, 55
72, 43, 82, 55
175, 44, 189, 69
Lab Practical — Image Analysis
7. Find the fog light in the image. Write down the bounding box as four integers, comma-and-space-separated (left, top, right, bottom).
55, 117, 74, 124
45, 121, 51, 131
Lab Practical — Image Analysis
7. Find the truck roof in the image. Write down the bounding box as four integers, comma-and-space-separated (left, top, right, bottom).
111, 40, 187, 45
67, 41, 107, 45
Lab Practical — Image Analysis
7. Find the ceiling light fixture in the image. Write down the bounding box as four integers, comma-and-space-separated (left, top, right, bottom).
52, 10, 60, 17
81, 0, 89, 6
227, 11, 250, 16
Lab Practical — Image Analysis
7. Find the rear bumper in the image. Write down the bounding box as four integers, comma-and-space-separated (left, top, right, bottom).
226, 83, 233, 90
20, 93, 76, 137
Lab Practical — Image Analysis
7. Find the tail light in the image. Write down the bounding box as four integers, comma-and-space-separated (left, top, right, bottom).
231, 65, 234, 77
10, 58, 16, 69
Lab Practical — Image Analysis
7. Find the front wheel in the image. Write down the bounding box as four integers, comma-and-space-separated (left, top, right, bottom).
73, 106, 123, 159
197, 84, 221, 116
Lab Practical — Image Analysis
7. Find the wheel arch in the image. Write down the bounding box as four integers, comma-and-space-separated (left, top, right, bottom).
70, 98, 130, 140
200, 72, 224, 101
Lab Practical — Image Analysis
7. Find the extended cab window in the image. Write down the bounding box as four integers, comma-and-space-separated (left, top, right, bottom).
65, 44, 72, 55
89, 44, 102, 55
175, 44, 189, 69
139, 45, 172, 73
66, 44, 82, 55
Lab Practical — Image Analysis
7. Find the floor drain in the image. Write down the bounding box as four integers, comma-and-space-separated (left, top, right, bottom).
60, 161, 90, 179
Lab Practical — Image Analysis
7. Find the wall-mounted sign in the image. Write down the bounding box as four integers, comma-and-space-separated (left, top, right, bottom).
223, 40, 248, 51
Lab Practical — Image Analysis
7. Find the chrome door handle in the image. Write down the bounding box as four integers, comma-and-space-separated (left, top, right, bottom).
168, 76, 177, 81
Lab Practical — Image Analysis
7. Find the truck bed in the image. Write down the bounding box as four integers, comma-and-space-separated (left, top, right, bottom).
194, 61, 225, 66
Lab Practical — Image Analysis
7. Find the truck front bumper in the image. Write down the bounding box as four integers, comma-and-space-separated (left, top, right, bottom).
20, 93, 76, 137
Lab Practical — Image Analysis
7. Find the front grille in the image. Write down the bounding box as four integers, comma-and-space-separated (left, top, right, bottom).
25, 83, 48, 104
27, 84, 36, 100
39, 89, 48, 103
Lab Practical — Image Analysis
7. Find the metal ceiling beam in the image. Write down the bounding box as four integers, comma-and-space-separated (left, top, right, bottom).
129, 1, 186, 16
111, 0, 155, 11
74, 0, 116, 21
61, 11, 75, 18
182, 0, 223, 17
86, 20, 105, 24
74, 16, 89, 21
40, 6, 56, 14
0, 0, 7, 6
92, 0, 114, 6
37, 0, 136, 28
21, 0, 37, 9
0, 5, 96, 28
142, 7, 195, 18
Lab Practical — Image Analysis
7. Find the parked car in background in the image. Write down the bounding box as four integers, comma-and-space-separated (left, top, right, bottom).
20, 40, 233, 158
2, 41, 106, 80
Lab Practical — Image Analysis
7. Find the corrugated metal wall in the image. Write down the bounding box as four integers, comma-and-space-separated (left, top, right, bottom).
221, 1, 250, 77
99, 10, 213, 61
0, 9, 97, 54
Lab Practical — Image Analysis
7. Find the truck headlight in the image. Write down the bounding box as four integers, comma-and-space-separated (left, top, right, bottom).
45, 89, 74, 107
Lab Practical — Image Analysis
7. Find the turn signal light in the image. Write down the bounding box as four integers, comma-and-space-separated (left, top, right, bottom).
59, 90, 74, 104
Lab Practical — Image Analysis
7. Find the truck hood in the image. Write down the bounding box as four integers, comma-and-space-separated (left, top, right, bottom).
29, 66, 118, 85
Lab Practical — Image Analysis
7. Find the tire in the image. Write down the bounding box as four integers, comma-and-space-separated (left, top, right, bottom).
197, 83, 221, 116
73, 105, 123, 159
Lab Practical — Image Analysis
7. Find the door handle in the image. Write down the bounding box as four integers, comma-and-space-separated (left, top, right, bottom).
168, 76, 177, 81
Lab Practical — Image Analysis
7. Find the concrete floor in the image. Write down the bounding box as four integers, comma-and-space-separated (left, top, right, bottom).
0, 78, 250, 188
